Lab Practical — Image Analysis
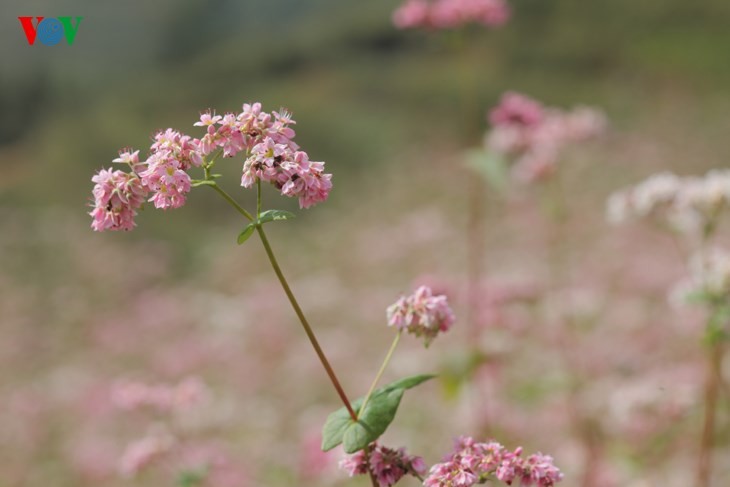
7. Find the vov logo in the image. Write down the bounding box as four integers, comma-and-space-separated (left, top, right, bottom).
18, 17, 83, 46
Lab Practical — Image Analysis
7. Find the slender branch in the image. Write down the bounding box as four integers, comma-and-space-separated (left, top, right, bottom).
359, 331, 402, 417
364, 444, 379, 487
209, 184, 255, 222
696, 340, 725, 487
256, 179, 262, 218
358, 332, 403, 487
256, 224, 358, 421
211, 182, 356, 421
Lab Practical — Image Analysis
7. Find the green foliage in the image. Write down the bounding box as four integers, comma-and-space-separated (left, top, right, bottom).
321, 374, 435, 453
237, 209, 296, 244
258, 209, 296, 224
237, 224, 256, 244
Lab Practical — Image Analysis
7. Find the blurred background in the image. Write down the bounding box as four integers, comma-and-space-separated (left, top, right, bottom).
1, 0, 730, 486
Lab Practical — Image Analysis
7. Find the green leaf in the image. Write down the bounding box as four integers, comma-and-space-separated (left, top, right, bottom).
237, 223, 255, 244
381, 374, 436, 392
320, 374, 436, 452
343, 387, 405, 453
191, 180, 217, 188
464, 148, 508, 192
321, 397, 362, 451
259, 209, 296, 224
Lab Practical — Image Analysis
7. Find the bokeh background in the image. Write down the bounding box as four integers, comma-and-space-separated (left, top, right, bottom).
1, 0, 730, 486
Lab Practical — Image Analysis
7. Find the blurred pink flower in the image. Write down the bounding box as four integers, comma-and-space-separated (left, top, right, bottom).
489, 92, 545, 128
299, 433, 336, 480
111, 376, 208, 413
118, 431, 174, 477
393, 0, 510, 30
486, 92, 606, 184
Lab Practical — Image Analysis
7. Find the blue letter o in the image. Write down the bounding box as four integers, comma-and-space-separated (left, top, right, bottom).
37, 18, 63, 46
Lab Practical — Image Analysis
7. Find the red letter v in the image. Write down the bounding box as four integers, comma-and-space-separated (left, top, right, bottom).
18, 17, 44, 45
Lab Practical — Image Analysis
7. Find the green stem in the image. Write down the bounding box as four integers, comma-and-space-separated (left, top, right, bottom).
697, 339, 725, 487
211, 182, 357, 422
209, 184, 255, 222
358, 331, 402, 417
256, 179, 262, 218
256, 224, 358, 421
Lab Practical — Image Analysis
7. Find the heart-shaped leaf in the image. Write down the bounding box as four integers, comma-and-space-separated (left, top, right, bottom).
343, 387, 405, 453
321, 374, 436, 452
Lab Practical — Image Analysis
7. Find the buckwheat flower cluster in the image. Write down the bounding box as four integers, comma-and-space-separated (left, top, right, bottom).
485, 92, 606, 183
671, 247, 730, 306
387, 285, 455, 346
89, 134, 203, 229
393, 0, 510, 30
194, 103, 332, 209
606, 169, 730, 235
89, 102, 332, 230
141, 129, 203, 209
339, 443, 427, 487
424, 436, 563, 487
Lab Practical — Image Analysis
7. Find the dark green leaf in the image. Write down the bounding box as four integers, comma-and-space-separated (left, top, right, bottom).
259, 209, 296, 224
237, 224, 255, 244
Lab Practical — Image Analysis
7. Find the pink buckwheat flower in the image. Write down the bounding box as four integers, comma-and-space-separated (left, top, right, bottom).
193, 111, 222, 128
339, 450, 370, 477
151, 128, 204, 169
339, 443, 426, 487
387, 285, 455, 346
112, 149, 146, 174
140, 151, 192, 209
521, 453, 564, 486
242, 136, 332, 209
89, 168, 147, 231
280, 152, 333, 209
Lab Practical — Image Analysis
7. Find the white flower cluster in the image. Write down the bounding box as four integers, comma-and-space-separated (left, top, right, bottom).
607, 169, 730, 234
671, 247, 730, 306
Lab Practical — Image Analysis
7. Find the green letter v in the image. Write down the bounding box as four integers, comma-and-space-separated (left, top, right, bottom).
58, 17, 82, 45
